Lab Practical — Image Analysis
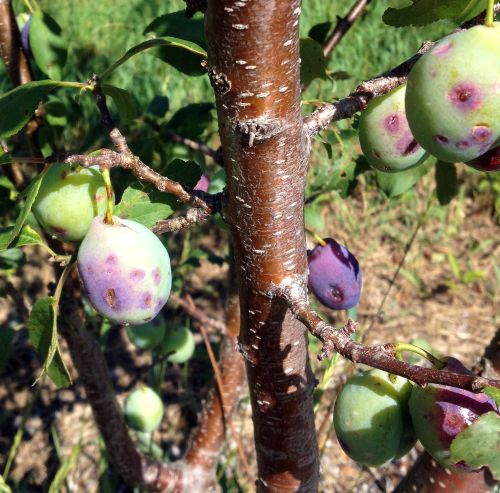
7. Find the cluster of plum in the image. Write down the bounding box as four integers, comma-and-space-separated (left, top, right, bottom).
359, 23, 500, 173
32, 163, 172, 325
333, 357, 499, 470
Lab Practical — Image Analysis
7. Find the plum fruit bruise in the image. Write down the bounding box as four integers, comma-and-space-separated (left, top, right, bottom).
405, 22, 500, 163
307, 238, 361, 310
409, 357, 499, 470
124, 386, 164, 433
358, 84, 428, 172
333, 369, 416, 466
160, 326, 195, 364
464, 146, 500, 172
127, 316, 167, 350
77, 216, 172, 325
33, 163, 109, 242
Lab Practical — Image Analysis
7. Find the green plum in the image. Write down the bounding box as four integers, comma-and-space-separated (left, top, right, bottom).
33, 163, 110, 242
77, 216, 172, 325
333, 369, 416, 466
359, 84, 428, 172
127, 316, 167, 350
124, 385, 164, 432
159, 326, 195, 364
405, 23, 500, 163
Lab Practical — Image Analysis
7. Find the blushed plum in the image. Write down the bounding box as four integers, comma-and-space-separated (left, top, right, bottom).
405, 23, 500, 163
333, 369, 416, 466
409, 357, 499, 470
193, 174, 210, 192
464, 146, 500, 172
77, 216, 172, 325
308, 238, 361, 310
33, 163, 109, 242
359, 84, 428, 172
124, 386, 164, 432
160, 326, 195, 364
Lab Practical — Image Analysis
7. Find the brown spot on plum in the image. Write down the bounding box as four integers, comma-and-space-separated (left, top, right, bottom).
434, 134, 449, 145
331, 286, 343, 303
142, 292, 153, 308
403, 138, 419, 156
449, 83, 481, 111
129, 269, 145, 281
105, 288, 116, 308
471, 125, 491, 143
373, 150, 381, 159
106, 255, 117, 264
51, 226, 67, 236
152, 268, 161, 285
384, 113, 400, 132
95, 193, 103, 202
456, 140, 470, 150
143, 317, 153, 322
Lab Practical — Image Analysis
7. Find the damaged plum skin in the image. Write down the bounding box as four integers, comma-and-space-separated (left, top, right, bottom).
405, 23, 500, 163
307, 238, 361, 310
33, 163, 109, 242
465, 146, 500, 172
359, 84, 428, 172
77, 215, 172, 325
409, 357, 499, 470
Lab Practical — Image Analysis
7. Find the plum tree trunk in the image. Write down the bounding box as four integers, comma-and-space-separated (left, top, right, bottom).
205, 1, 319, 491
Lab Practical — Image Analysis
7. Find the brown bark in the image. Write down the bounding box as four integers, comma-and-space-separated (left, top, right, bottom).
205, 1, 319, 491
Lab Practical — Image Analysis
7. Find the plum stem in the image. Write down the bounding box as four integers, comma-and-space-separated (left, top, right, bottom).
313, 232, 327, 246
101, 168, 114, 224
486, 0, 494, 26
393, 342, 446, 369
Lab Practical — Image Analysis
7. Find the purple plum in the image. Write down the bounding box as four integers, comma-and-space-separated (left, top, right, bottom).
464, 146, 500, 173
20, 15, 32, 58
307, 238, 362, 310
77, 215, 172, 325
409, 357, 499, 470
193, 174, 210, 192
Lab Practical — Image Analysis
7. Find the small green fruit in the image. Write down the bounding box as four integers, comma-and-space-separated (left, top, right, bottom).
160, 326, 195, 364
33, 163, 110, 242
127, 317, 167, 350
124, 386, 164, 433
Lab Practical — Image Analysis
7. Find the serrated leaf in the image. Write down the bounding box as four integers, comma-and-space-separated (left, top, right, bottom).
0, 80, 75, 139
376, 158, 433, 197
300, 38, 327, 86
383, 0, 485, 27
114, 184, 178, 228
28, 297, 71, 388
102, 85, 138, 124
0, 225, 44, 251
29, 10, 68, 79
100, 37, 207, 80
484, 386, 500, 406
450, 412, 500, 479
164, 159, 202, 189
166, 103, 214, 139
435, 161, 458, 205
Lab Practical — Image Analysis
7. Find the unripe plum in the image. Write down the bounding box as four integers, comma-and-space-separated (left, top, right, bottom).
33, 163, 109, 242
127, 316, 167, 350
308, 238, 362, 310
124, 386, 164, 432
333, 369, 416, 466
77, 216, 172, 325
464, 146, 500, 172
405, 23, 500, 163
160, 326, 195, 364
409, 357, 499, 470
359, 84, 428, 172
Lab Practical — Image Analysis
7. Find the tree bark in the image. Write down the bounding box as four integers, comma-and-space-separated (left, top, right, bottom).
205, 1, 319, 491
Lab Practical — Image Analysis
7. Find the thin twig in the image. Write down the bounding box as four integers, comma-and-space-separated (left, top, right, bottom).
323, 0, 372, 58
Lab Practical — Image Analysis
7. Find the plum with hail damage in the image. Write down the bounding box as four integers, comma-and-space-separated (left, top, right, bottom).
307, 238, 362, 310
77, 215, 172, 325
464, 146, 500, 172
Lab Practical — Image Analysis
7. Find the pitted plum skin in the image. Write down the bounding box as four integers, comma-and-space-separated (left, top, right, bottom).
359, 84, 428, 172
77, 216, 172, 325
405, 23, 500, 163
33, 163, 109, 242
409, 358, 499, 470
308, 238, 361, 310
465, 146, 500, 172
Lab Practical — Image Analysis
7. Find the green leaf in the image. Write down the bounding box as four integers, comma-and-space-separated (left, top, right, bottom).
0, 327, 15, 372
114, 184, 178, 228
102, 85, 138, 124
300, 38, 327, 86
146, 95, 169, 118
450, 412, 500, 479
305, 205, 326, 233
0, 225, 44, 251
308, 21, 333, 45
164, 159, 202, 189
483, 386, 500, 406
435, 161, 458, 205
383, 0, 486, 27
166, 103, 214, 139
376, 158, 433, 197
29, 10, 68, 79
28, 297, 71, 388
0, 147, 10, 165
0, 249, 25, 270
44, 98, 68, 127
100, 37, 207, 80
7, 170, 47, 248
143, 11, 206, 49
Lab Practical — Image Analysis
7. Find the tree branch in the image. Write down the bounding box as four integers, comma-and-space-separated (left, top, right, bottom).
274, 280, 500, 391
323, 0, 372, 59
